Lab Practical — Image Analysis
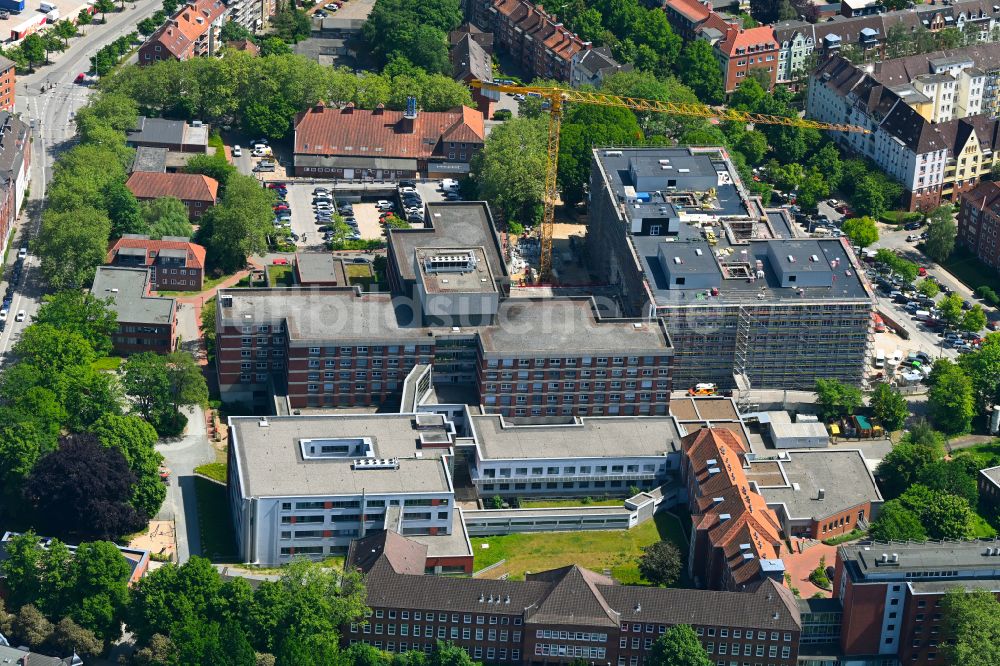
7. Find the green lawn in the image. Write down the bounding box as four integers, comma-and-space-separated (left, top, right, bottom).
519, 498, 625, 509
193, 476, 238, 562
268, 265, 295, 286
195, 462, 227, 483
471, 511, 690, 585
91, 356, 123, 371
940, 247, 1000, 296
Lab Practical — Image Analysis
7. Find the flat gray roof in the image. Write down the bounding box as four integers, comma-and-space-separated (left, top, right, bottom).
593, 147, 872, 305
471, 413, 681, 460
296, 252, 347, 285
132, 146, 168, 172
218, 288, 434, 343
478, 297, 671, 355
91, 267, 175, 325
230, 413, 454, 497
841, 538, 1000, 575
389, 202, 507, 285
753, 449, 882, 520
218, 289, 671, 355
416, 246, 497, 294
980, 465, 1000, 487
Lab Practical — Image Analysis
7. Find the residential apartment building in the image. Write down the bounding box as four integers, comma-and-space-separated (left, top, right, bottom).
668, 0, 1000, 86
346, 539, 802, 666
0, 112, 30, 264
214, 287, 672, 416
90, 267, 177, 355
223, 0, 266, 33
714, 25, 780, 92
468, 0, 593, 83
808, 54, 1000, 210
451, 30, 495, 116
292, 102, 485, 180
957, 180, 1000, 269
586, 147, 875, 391
106, 234, 207, 291
570, 47, 631, 89
138, 0, 228, 64
834, 539, 1000, 665
0, 56, 15, 112
125, 172, 219, 220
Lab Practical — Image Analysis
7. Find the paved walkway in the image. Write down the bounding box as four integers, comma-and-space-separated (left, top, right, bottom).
173, 266, 258, 325
783, 539, 837, 599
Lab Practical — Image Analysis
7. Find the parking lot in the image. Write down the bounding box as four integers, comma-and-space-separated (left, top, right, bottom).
281, 182, 325, 249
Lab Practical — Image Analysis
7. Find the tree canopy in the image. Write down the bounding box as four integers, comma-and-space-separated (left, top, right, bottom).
942, 587, 1000, 666
647, 625, 712, 666
638, 541, 682, 587
814, 378, 863, 420
473, 117, 547, 231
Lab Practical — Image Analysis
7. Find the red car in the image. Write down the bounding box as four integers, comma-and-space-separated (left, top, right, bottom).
273, 258, 289, 265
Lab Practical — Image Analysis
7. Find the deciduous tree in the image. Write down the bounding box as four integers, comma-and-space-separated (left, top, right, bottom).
677, 40, 724, 104
23, 435, 146, 541
638, 541, 682, 587
201, 174, 276, 272
870, 382, 909, 431
869, 500, 927, 541
647, 625, 711, 666
34, 290, 118, 357
842, 216, 879, 248
814, 378, 863, 420
875, 442, 939, 499
941, 588, 1000, 666
924, 205, 957, 261
140, 197, 194, 239
473, 117, 547, 231
34, 206, 112, 289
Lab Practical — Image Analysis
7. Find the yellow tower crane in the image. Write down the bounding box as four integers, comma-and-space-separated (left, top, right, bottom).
469, 80, 871, 282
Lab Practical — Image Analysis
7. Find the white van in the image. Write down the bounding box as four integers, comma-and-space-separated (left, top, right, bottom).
441, 178, 459, 192
874, 349, 885, 369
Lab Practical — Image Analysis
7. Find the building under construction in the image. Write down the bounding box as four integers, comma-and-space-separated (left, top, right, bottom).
587, 147, 876, 392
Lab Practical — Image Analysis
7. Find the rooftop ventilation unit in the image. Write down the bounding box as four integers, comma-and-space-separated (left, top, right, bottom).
258, 418, 269, 428
424, 252, 477, 274
673, 256, 682, 264
695, 248, 703, 256
352, 458, 400, 470
719, 513, 731, 521
787, 255, 796, 263
810, 254, 819, 262
604, 150, 623, 157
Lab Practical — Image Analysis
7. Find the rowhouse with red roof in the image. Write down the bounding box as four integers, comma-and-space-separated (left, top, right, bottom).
716, 25, 780, 92
292, 102, 485, 180
106, 234, 208, 292
125, 171, 219, 220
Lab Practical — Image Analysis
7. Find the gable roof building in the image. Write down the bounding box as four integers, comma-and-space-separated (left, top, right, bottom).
90, 267, 177, 355
138, 0, 228, 64
681, 428, 786, 591
808, 53, 1000, 211
125, 172, 219, 219
292, 103, 485, 179
106, 234, 207, 291
346, 534, 802, 666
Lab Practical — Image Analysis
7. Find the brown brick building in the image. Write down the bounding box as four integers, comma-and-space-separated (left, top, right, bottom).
125, 172, 219, 220
138, 0, 227, 64
90, 267, 177, 355
0, 56, 15, 113
346, 533, 802, 666
214, 288, 672, 415
957, 180, 1000, 271
468, 0, 589, 82
106, 234, 207, 291
681, 429, 787, 592
834, 539, 1000, 666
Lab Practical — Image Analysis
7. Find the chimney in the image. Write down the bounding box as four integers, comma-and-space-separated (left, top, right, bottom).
373, 103, 385, 115
399, 96, 418, 134
817, 488, 825, 500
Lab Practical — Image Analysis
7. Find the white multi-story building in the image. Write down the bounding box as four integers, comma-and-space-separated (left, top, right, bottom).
469, 413, 682, 497
808, 53, 1000, 211
228, 412, 459, 566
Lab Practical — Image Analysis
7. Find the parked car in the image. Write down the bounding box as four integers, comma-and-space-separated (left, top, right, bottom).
17, 246, 27, 260
273, 258, 289, 265
232, 145, 242, 157
14, 310, 25, 323
904, 221, 923, 231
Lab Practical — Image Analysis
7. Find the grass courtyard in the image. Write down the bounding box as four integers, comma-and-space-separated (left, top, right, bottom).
470, 511, 690, 585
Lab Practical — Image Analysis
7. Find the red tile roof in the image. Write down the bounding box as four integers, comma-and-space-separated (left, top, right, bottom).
683, 428, 785, 587
664, 0, 712, 23
492, 0, 588, 62
126, 172, 219, 204
293, 104, 485, 159
718, 25, 779, 57
106, 236, 207, 270
145, 0, 226, 59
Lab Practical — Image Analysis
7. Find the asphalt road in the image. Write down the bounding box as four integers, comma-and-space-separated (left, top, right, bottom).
4, 6, 218, 564
0, 3, 164, 363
